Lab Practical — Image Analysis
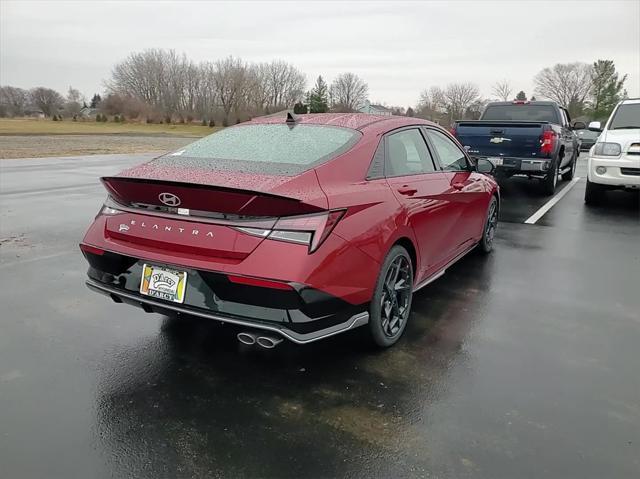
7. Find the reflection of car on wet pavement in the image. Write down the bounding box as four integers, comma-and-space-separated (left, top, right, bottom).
585, 98, 640, 205
575, 128, 600, 151
453, 100, 582, 195
80, 113, 499, 349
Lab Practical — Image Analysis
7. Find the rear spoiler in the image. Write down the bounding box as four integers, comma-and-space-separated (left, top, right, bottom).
101, 176, 325, 217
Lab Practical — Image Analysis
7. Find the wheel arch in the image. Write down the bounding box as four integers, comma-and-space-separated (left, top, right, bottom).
393, 237, 418, 276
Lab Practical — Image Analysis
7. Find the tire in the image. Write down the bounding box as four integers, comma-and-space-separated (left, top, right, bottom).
584, 178, 604, 205
562, 150, 577, 181
366, 245, 414, 348
478, 196, 498, 254
542, 157, 559, 195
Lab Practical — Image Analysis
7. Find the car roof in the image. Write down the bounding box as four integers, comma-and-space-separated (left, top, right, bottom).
249, 113, 437, 133
619, 98, 640, 105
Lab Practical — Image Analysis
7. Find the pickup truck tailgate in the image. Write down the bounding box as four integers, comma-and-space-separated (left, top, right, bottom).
456, 121, 544, 159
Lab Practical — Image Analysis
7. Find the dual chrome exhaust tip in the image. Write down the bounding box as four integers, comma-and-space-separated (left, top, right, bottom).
237, 331, 283, 349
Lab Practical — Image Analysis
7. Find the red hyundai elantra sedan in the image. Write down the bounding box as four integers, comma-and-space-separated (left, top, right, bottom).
80, 113, 499, 348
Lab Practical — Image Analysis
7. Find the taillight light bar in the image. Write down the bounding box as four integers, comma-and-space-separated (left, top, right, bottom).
234, 210, 346, 253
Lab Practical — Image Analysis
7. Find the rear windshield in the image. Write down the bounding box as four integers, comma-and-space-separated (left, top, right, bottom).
608, 103, 640, 130
482, 104, 559, 123
156, 124, 361, 176
576, 129, 600, 140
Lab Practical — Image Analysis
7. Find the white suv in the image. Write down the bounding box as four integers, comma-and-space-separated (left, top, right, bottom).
585, 98, 640, 205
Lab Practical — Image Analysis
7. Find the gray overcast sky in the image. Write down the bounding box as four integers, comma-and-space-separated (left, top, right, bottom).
1, 0, 639, 106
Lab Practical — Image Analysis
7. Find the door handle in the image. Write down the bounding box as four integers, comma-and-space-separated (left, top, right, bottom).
397, 186, 418, 196
452, 182, 465, 191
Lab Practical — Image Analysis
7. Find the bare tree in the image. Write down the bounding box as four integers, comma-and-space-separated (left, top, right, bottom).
211, 56, 250, 124
109, 49, 168, 108
533, 62, 593, 117
416, 87, 446, 122
29, 87, 64, 117
65, 86, 84, 117
491, 80, 512, 101
263, 60, 306, 110
330, 72, 368, 112
443, 82, 480, 121
0, 86, 29, 117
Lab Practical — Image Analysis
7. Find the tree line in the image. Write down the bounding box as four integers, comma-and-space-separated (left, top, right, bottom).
417, 60, 627, 125
0, 49, 628, 126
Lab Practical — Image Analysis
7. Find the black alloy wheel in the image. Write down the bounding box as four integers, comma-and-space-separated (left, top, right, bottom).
479, 196, 498, 254
367, 245, 414, 348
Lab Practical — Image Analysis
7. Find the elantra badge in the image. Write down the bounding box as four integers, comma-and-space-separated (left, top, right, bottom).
159, 192, 181, 206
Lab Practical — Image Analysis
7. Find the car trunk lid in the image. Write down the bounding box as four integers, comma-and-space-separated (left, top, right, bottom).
100, 165, 329, 260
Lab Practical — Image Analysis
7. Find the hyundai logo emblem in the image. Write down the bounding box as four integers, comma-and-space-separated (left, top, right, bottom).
158, 192, 181, 207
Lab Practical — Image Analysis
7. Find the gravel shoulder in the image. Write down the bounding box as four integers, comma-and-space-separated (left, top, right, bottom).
0, 135, 195, 159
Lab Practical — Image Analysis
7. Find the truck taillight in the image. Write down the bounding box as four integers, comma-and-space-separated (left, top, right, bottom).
540, 130, 557, 155
449, 126, 457, 137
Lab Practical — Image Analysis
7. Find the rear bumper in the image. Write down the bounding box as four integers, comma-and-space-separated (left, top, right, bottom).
588, 156, 640, 188
86, 279, 369, 344
83, 252, 370, 343
485, 157, 552, 176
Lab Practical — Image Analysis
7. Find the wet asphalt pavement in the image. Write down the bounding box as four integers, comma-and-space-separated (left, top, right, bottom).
1, 153, 639, 478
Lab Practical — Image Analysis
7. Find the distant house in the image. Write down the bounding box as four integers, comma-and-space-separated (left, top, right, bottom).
79, 106, 98, 118
358, 101, 392, 116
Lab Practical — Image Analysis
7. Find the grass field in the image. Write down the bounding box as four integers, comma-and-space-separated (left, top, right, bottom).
0, 118, 216, 137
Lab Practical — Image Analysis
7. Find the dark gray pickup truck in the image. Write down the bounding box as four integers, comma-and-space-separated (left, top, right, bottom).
452, 101, 583, 195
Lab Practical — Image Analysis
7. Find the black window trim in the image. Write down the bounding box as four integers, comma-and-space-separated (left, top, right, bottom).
379, 126, 440, 179
365, 135, 386, 180
422, 126, 473, 173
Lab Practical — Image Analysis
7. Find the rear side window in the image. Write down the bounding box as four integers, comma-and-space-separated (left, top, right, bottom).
426, 130, 470, 171
482, 104, 559, 123
385, 129, 436, 177
155, 124, 361, 176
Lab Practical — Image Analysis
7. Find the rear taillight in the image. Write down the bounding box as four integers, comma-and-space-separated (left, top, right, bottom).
98, 196, 124, 217
449, 126, 457, 137
235, 210, 346, 253
540, 130, 557, 155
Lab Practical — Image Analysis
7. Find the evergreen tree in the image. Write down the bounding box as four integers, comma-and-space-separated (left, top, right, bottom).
90, 93, 102, 109
589, 59, 627, 120
293, 102, 307, 114
406, 107, 415, 117
515, 91, 527, 101
308, 76, 329, 113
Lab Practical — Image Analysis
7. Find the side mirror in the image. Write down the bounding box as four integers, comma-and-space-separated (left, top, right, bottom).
572, 121, 586, 130
588, 121, 602, 132
475, 157, 496, 175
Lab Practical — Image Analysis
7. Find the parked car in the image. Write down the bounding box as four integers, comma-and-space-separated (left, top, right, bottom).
575, 128, 600, 151
80, 113, 499, 348
452, 101, 583, 195
585, 99, 640, 205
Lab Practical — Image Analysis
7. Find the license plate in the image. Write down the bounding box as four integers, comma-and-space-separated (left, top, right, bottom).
487, 157, 503, 166
140, 264, 187, 303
